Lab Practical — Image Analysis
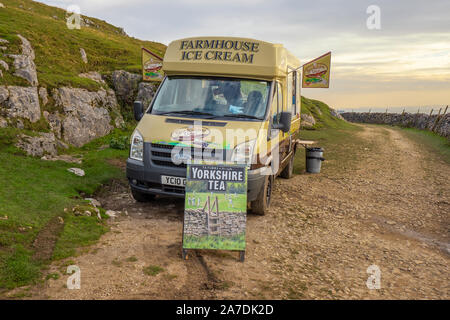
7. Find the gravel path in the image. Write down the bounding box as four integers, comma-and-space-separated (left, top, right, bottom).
31, 125, 449, 299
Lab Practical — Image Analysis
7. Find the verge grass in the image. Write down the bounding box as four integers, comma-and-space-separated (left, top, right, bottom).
0, 127, 131, 290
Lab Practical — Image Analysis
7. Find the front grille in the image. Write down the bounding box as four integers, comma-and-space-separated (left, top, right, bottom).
150, 143, 227, 168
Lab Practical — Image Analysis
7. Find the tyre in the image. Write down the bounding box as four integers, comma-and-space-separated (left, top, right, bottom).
251, 174, 273, 215
280, 153, 294, 179
131, 187, 155, 202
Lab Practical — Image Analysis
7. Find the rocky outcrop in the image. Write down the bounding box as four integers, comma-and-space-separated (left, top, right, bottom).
341, 112, 450, 138
301, 113, 316, 127
16, 132, 57, 157
52, 87, 124, 147
111, 70, 141, 106
0, 60, 8, 71
80, 48, 88, 64
136, 82, 157, 108
79, 71, 105, 84
43, 111, 62, 139
0, 86, 41, 123
330, 108, 344, 120
9, 35, 38, 86
39, 87, 48, 105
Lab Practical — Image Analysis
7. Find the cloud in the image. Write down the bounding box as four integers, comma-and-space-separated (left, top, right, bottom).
35, 0, 450, 108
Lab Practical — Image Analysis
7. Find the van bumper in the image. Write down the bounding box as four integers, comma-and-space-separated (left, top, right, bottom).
126, 158, 266, 202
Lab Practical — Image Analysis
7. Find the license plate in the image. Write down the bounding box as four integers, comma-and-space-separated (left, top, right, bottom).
161, 175, 186, 187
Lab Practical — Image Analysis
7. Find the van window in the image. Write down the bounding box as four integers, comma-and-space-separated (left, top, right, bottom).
270, 82, 283, 138
150, 77, 270, 120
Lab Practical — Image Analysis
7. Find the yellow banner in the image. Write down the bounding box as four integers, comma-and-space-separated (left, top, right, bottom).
142, 48, 164, 81
302, 52, 331, 88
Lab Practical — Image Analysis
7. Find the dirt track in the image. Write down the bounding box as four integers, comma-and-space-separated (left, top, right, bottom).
31, 125, 449, 299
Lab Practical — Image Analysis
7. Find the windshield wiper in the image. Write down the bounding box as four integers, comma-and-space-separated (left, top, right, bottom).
222, 114, 262, 120
155, 110, 218, 118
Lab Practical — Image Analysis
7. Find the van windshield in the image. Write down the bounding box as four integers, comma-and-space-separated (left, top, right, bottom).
150, 77, 270, 120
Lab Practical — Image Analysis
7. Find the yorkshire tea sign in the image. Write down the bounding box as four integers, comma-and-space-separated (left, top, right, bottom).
142, 47, 164, 81
302, 52, 331, 88
183, 163, 247, 251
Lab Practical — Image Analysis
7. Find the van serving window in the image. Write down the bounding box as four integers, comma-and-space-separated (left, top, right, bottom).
150, 77, 270, 120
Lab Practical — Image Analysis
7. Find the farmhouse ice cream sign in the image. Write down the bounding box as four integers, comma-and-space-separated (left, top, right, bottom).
179, 39, 260, 64
190, 165, 245, 191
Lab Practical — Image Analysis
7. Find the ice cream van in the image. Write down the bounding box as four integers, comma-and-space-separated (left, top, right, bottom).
127, 37, 302, 215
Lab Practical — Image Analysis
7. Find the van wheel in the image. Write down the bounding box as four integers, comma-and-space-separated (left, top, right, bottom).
131, 188, 155, 202
251, 175, 273, 215
280, 153, 294, 179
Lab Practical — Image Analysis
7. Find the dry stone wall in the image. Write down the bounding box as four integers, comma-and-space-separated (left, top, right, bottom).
341, 112, 450, 139
184, 209, 246, 237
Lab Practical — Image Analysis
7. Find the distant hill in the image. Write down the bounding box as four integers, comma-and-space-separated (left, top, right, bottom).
0, 0, 166, 91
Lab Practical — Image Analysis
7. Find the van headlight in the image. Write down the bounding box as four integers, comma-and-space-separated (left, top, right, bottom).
231, 139, 256, 167
130, 130, 144, 161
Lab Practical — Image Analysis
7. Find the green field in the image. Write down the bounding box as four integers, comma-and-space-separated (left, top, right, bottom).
183, 233, 246, 251
185, 191, 247, 213
0, 126, 132, 291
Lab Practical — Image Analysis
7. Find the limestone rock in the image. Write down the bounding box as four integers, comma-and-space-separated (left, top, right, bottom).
79, 71, 105, 84
136, 82, 156, 108
43, 110, 62, 139
0, 86, 41, 123
16, 132, 57, 157
0, 39, 8, 44
0, 117, 7, 128
301, 113, 316, 127
111, 70, 141, 106
330, 107, 344, 120
80, 48, 88, 63
68, 168, 85, 177
39, 87, 48, 105
9, 35, 38, 86
85, 198, 101, 207
53, 87, 123, 147
0, 60, 8, 71
0, 86, 8, 103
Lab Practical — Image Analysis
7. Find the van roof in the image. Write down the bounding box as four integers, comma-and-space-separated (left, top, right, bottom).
162, 36, 300, 80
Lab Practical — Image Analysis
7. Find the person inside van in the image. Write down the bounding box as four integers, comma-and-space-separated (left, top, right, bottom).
214, 81, 244, 114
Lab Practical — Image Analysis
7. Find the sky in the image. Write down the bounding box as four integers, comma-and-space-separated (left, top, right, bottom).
36, 0, 450, 110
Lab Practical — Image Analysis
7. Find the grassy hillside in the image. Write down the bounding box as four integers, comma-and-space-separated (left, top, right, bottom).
0, 0, 165, 293
0, 0, 166, 91
301, 96, 353, 130
294, 96, 360, 174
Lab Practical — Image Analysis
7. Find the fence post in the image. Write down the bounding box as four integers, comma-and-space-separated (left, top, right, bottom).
431, 108, 442, 132
432, 105, 448, 133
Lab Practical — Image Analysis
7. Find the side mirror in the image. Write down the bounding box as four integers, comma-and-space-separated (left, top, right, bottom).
133, 101, 144, 121
272, 111, 292, 133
